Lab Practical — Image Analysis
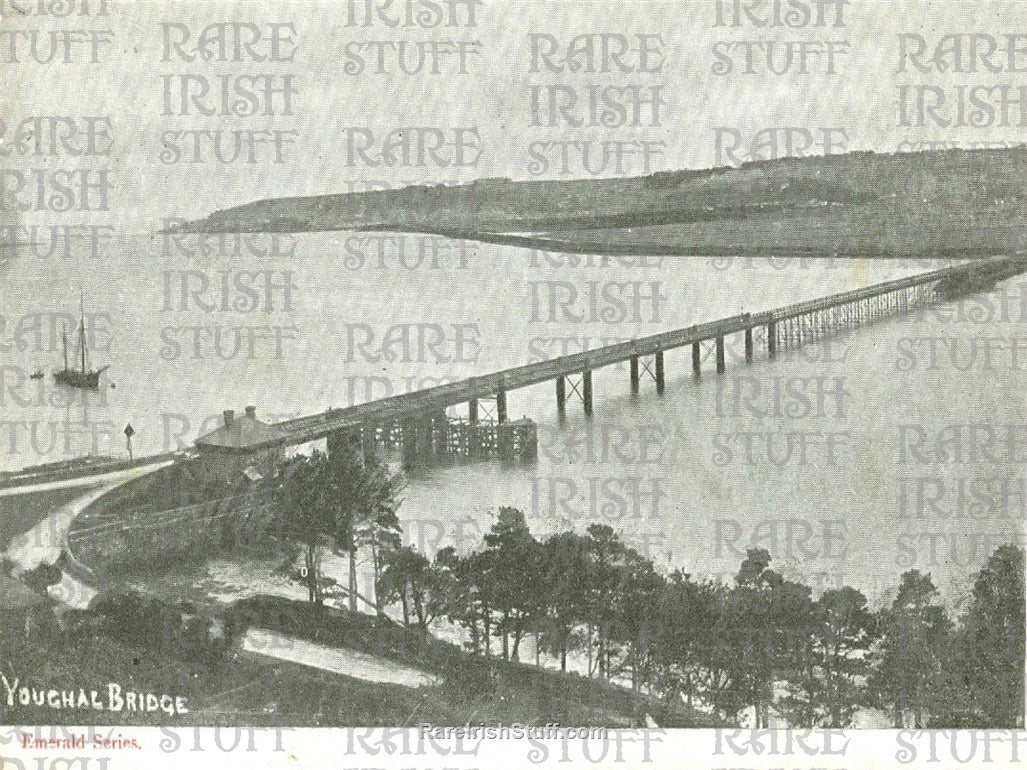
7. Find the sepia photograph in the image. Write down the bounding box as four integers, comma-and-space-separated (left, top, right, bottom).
0, 1, 1024, 767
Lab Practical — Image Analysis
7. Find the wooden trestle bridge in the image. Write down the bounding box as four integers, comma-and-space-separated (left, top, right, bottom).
240, 255, 1027, 468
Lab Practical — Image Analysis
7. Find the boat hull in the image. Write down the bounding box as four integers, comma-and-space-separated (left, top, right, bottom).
53, 366, 108, 389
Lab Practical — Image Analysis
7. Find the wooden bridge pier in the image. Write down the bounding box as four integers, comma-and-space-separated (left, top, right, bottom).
386, 421, 402, 450
401, 419, 417, 469
552, 279, 935, 418
432, 410, 450, 461
252, 256, 1025, 475
556, 371, 594, 416
372, 421, 391, 451
692, 338, 728, 377
498, 419, 538, 462
418, 415, 434, 461
496, 389, 507, 423
765, 280, 939, 357
415, 416, 539, 465
624, 351, 665, 393
381, 412, 540, 468
675, 279, 943, 381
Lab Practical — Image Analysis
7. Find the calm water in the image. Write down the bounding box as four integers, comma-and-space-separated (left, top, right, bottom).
2, 232, 1024, 605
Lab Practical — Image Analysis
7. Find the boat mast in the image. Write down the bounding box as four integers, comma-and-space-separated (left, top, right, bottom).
79, 294, 86, 374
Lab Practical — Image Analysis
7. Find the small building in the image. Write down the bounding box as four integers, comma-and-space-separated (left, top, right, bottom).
195, 406, 282, 486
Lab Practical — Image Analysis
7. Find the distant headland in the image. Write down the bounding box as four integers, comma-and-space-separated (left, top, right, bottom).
177, 146, 1027, 259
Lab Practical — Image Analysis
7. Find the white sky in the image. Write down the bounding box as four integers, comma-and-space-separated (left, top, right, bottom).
1, 0, 1025, 229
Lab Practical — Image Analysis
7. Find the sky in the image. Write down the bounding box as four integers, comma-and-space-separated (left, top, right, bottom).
1, 0, 1025, 230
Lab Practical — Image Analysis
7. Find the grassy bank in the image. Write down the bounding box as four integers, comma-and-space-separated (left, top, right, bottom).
0, 594, 717, 727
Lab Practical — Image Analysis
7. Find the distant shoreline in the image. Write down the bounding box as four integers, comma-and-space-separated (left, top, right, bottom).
173, 146, 1027, 260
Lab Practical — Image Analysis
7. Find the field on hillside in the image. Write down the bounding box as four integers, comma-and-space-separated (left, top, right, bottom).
184, 148, 1027, 258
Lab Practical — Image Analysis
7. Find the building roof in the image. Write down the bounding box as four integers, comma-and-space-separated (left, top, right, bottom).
196, 406, 278, 451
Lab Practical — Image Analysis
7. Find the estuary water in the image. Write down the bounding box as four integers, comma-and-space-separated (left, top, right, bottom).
1, 231, 1025, 606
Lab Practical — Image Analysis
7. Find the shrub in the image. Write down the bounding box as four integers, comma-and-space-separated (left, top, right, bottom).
90, 589, 238, 666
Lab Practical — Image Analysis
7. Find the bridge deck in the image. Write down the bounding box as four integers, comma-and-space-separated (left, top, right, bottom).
6, 256, 1022, 491
260, 255, 1026, 448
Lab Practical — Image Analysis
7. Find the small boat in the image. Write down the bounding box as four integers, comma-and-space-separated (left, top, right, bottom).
53, 297, 109, 390
29, 369, 44, 380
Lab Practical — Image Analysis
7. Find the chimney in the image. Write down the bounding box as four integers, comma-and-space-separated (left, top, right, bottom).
223, 409, 235, 427
245, 405, 257, 418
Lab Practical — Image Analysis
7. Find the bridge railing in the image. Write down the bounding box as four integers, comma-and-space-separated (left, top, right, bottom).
267, 255, 1027, 447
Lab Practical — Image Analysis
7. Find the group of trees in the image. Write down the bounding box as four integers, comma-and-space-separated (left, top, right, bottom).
260, 448, 1024, 729
378, 510, 1023, 729
260, 446, 405, 610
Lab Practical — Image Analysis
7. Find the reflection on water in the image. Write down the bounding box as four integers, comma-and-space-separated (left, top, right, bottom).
2, 233, 1024, 604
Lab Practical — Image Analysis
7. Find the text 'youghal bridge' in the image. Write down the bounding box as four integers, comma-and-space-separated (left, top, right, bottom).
237, 254, 1027, 465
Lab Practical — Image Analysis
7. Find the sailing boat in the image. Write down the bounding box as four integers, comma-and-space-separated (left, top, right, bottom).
54, 298, 109, 389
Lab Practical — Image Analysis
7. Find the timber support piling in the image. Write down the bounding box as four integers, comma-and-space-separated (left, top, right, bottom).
245, 256, 1026, 474
496, 389, 507, 424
